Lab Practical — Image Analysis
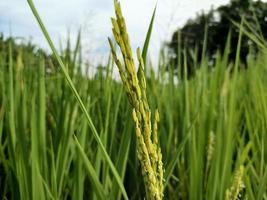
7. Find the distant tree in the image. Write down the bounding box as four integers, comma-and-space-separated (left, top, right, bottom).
168, 0, 267, 78
0, 35, 48, 67
0, 34, 78, 75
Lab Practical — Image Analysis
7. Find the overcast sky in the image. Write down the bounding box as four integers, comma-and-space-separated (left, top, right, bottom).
0, 0, 232, 65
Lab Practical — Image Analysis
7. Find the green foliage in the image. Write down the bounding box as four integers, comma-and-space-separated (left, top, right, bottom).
0, 1, 267, 199
169, 0, 267, 78
1, 29, 267, 199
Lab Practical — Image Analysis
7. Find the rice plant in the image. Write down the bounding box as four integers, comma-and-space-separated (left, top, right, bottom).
108, 1, 163, 199
0, 0, 266, 200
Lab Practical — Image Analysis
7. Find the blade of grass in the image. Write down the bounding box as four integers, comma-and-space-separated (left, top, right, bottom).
74, 136, 107, 200
137, 4, 157, 78
27, 1, 128, 199
142, 4, 157, 63
31, 96, 46, 200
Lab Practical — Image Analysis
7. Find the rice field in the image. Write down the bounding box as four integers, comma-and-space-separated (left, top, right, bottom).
0, 0, 267, 199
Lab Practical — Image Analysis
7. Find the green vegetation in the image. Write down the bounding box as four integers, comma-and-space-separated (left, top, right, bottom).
0, 0, 267, 199
169, 0, 267, 78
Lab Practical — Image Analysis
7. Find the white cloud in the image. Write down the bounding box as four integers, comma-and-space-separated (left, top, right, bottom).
117, 0, 231, 64
2, 0, 258, 66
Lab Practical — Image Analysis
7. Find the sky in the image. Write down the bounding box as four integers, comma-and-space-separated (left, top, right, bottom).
0, 0, 231, 65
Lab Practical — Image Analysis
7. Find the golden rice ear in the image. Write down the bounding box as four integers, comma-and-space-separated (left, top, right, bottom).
225, 166, 245, 200
109, 1, 164, 199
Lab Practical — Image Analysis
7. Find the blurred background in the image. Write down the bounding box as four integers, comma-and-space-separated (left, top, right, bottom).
0, 0, 230, 66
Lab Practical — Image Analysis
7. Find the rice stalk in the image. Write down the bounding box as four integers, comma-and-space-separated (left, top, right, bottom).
108, 1, 164, 199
